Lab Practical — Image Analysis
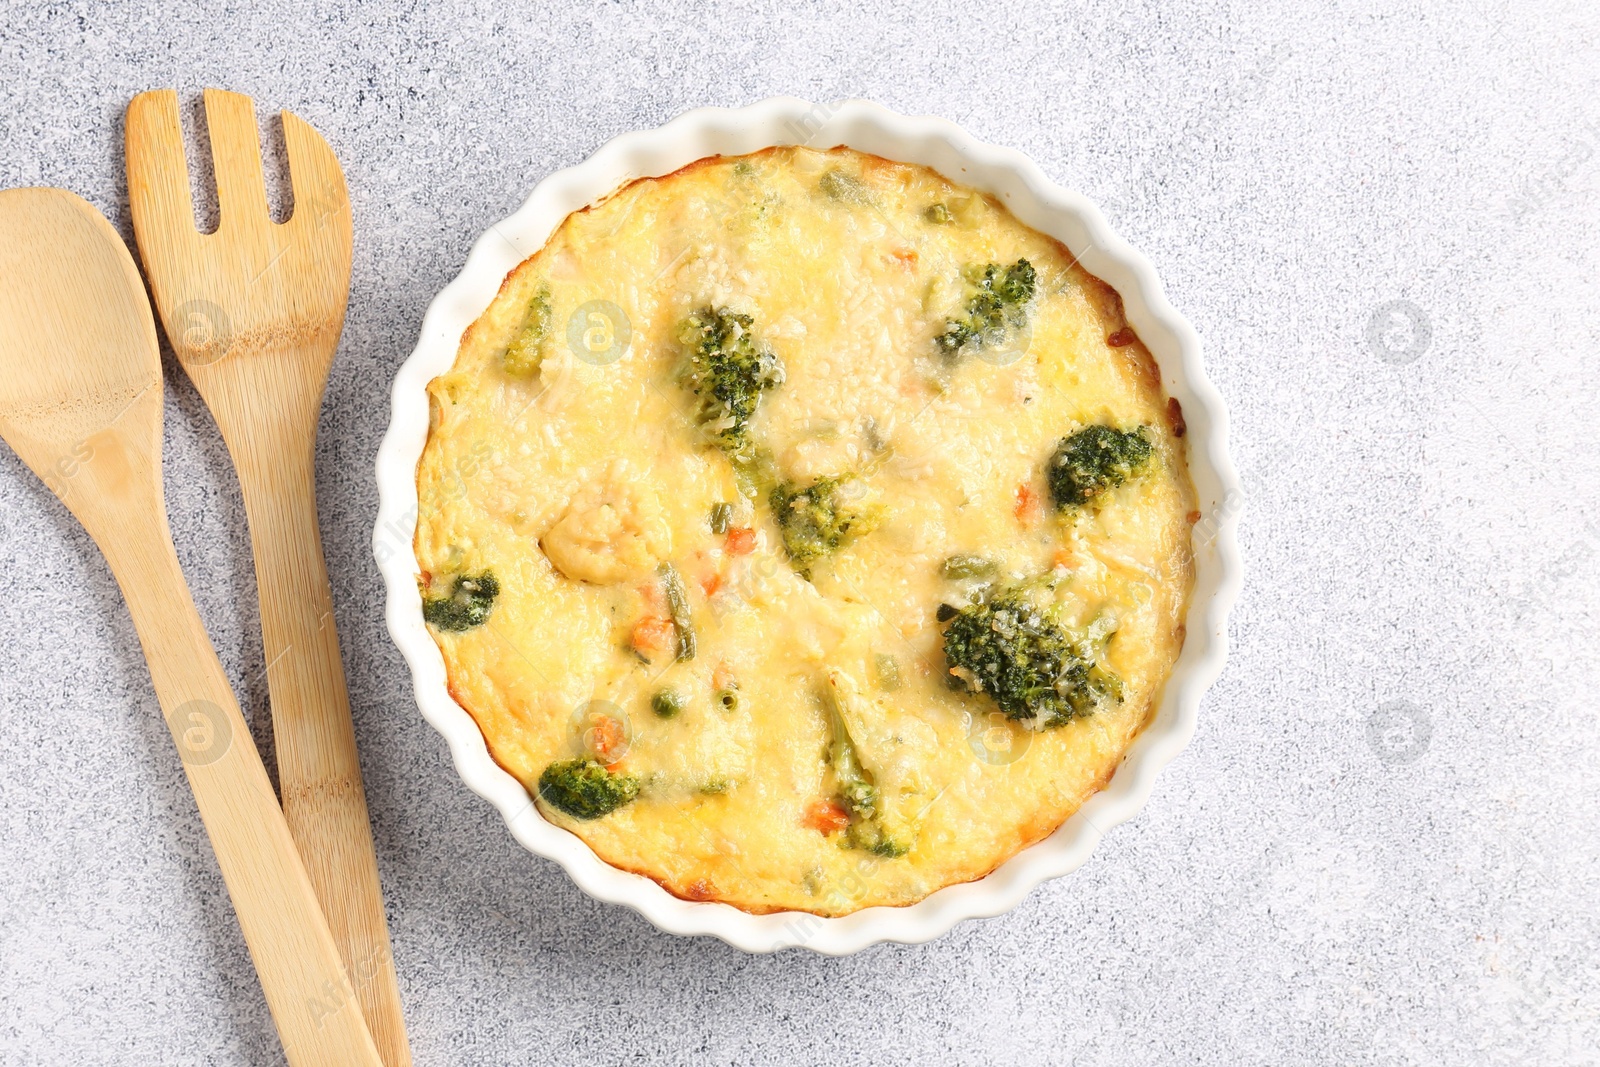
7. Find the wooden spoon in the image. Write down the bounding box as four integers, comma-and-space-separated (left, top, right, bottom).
0, 187, 384, 1067
125, 89, 410, 1067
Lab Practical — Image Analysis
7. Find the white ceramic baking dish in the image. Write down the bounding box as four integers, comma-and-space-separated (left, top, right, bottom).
374, 97, 1243, 955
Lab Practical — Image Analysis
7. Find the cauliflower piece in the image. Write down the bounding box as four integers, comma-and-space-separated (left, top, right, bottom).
541, 468, 671, 584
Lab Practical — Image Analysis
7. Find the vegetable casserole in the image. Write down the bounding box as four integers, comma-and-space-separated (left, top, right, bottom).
415, 146, 1196, 915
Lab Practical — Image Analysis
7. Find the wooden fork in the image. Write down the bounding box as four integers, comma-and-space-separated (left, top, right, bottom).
126, 89, 410, 1067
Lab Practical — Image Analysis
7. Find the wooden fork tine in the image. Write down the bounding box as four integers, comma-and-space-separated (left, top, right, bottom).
282, 110, 350, 240
125, 90, 201, 248
203, 89, 271, 231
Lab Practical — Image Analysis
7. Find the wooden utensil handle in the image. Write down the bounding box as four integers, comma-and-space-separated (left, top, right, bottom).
221, 417, 410, 1067
99, 504, 384, 1067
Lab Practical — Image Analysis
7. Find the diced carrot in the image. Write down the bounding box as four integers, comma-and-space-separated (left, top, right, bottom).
712, 661, 737, 692
1014, 481, 1036, 520
803, 798, 851, 835
725, 527, 756, 555
638, 581, 666, 613
1051, 548, 1078, 571
630, 616, 675, 655
700, 571, 723, 597
889, 248, 918, 268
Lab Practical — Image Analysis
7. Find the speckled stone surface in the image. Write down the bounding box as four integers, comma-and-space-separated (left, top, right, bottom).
1, 2, 1598, 1064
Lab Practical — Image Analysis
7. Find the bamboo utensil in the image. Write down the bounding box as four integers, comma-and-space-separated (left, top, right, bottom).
125, 89, 410, 1067
0, 187, 385, 1067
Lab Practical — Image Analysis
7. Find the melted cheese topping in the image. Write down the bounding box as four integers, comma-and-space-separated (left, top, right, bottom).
416, 147, 1196, 915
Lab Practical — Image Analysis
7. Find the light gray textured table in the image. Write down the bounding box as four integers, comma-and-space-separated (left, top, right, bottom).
2, 2, 1597, 1064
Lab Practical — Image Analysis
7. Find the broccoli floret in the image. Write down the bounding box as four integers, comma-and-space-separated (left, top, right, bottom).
537, 758, 640, 819
830, 721, 877, 817
849, 821, 909, 858
677, 307, 785, 461
422, 571, 499, 632
940, 591, 1121, 729
770, 475, 879, 576
935, 259, 1037, 360
502, 288, 552, 377
822, 676, 908, 858
1046, 425, 1152, 509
